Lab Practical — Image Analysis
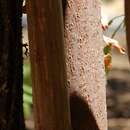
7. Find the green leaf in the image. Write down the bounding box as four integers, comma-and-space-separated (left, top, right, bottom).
23, 102, 32, 118
23, 93, 32, 104
104, 45, 111, 55
24, 84, 32, 95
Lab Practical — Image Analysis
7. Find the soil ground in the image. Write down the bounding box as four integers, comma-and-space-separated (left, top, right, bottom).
107, 68, 130, 130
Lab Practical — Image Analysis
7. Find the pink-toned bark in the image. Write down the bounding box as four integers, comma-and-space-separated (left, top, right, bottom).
64, 0, 107, 130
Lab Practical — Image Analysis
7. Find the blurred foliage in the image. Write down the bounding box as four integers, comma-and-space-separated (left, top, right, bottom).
102, 0, 115, 3
108, 15, 125, 38
23, 60, 32, 119
103, 15, 125, 74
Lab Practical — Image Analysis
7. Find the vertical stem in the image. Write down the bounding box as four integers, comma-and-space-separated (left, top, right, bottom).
63, 0, 107, 130
27, 0, 71, 130
125, 0, 130, 61
0, 0, 25, 130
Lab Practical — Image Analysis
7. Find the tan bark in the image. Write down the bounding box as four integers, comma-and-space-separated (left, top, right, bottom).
64, 0, 107, 130
27, 0, 71, 130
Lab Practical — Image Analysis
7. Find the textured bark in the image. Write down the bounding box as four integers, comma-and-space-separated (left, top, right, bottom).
125, 0, 130, 61
27, 0, 71, 130
0, 0, 25, 130
63, 0, 107, 130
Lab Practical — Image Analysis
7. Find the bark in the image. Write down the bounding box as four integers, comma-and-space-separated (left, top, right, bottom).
125, 0, 130, 61
27, 0, 71, 130
63, 0, 107, 130
0, 0, 25, 130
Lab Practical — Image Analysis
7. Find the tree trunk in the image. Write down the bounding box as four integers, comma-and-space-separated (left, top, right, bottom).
27, 0, 71, 130
0, 0, 25, 130
63, 0, 107, 130
125, 0, 130, 61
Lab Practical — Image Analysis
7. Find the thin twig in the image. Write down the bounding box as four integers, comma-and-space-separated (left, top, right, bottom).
108, 14, 124, 26
111, 18, 125, 38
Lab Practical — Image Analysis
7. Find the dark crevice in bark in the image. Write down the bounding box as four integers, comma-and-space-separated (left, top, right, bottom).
62, 0, 67, 18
